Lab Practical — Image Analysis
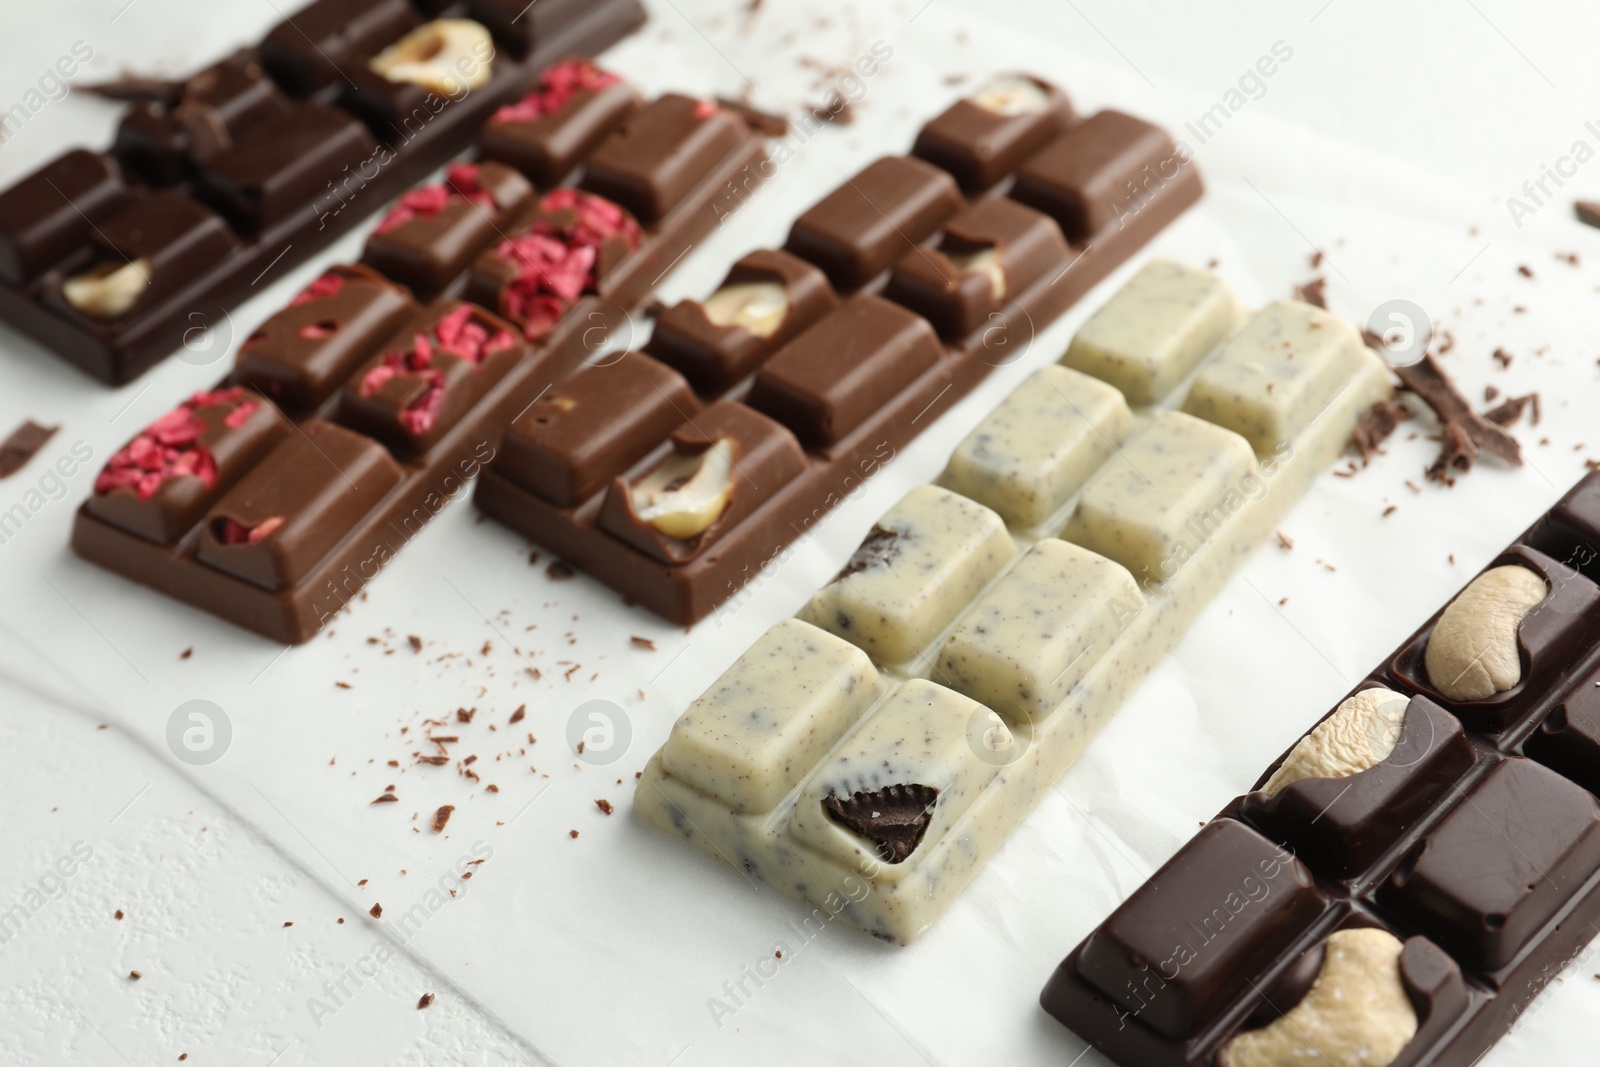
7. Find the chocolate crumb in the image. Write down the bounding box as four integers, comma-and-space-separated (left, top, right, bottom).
546, 560, 576, 581
569, 829, 580, 839
509, 705, 526, 724
114, 910, 124, 920
596, 799, 614, 815
1517, 264, 1534, 278
630, 636, 656, 651
129, 970, 142, 980
1310, 250, 1324, 268
417, 992, 435, 1010
179, 646, 193, 660
1382, 504, 1398, 517
408, 635, 423, 653
369, 903, 382, 918
335, 681, 352, 689
456, 707, 476, 724
283, 921, 293, 927
1484, 384, 1500, 403
431, 805, 455, 833
714, 96, 789, 137
1275, 530, 1294, 551
0, 419, 57, 478
1578, 201, 1600, 229
416, 755, 449, 766
81, 74, 181, 103
1292, 277, 1327, 309
1352, 399, 1410, 464
372, 793, 399, 804
1492, 347, 1513, 369
1484, 393, 1538, 428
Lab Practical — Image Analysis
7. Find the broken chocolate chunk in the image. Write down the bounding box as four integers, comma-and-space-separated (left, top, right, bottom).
1577, 201, 1600, 230
833, 525, 900, 582
0, 419, 57, 478
1351, 399, 1409, 464
82, 74, 183, 104
1485, 392, 1539, 428
1292, 277, 1326, 309
822, 783, 940, 864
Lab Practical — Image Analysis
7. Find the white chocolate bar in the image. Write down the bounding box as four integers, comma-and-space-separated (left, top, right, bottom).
637, 265, 1392, 943
798, 485, 1015, 667
1062, 410, 1259, 585
936, 539, 1141, 725
659, 618, 883, 814
938, 365, 1133, 530
1181, 298, 1370, 455
1061, 258, 1240, 406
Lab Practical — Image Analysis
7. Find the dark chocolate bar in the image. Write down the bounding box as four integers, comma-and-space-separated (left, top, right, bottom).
70, 81, 768, 643
473, 75, 1204, 625
1041, 471, 1600, 1066
0, 0, 647, 384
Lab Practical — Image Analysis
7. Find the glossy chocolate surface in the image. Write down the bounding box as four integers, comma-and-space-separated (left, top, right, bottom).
0, 151, 130, 286
910, 75, 1072, 191
1012, 109, 1183, 242
580, 94, 749, 224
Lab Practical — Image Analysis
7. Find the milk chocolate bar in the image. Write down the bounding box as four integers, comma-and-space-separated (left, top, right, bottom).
1040, 474, 1600, 1064
474, 75, 1209, 625
0, 0, 646, 384
633, 261, 1391, 942
70, 81, 764, 643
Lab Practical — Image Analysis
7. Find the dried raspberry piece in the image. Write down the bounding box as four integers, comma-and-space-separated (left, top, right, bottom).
533, 188, 641, 252
692, 99, 719, 120
360, 308, 515, 434
94, 389, 249, 499
288, 271, 347, 307
398, 371, 447, 434
298, 320, 339, 340
491, 59, 620, 124
374, 167, 498, 236
217, 514, 284, 545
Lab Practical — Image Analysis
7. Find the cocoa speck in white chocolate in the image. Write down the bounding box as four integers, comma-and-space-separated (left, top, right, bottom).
1425, 564, 1547, 701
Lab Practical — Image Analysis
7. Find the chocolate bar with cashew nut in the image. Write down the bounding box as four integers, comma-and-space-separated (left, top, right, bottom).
0, 0, 646, 384
1043, 472, 1600, 1065
633, 260, 1390, 942
68, 75, 764, 643
474, 74, 1207, 626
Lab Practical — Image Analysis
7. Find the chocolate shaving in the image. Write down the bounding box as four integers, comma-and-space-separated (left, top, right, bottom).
1292, 277, 1327, 309
417, 992, 435, 1009
509, 704, 525, 724
833, 525, 900, 582
81, 75, 182, 104
1390, 353, 1521, 481
369, 903, 382, 918
809, 96, 855, 125
371, 793, 399, 804
1577, 201, 1600, 230
630, 636, 656, 651
1484, 393, 1539, 428
714, 96, 789, 137
595, 799, 614, 815
431, 804, 454, 832
1351, 399, 1411, 464
0, 419, 57, 478
545, 560, 576, 581
822, 783, 940, 864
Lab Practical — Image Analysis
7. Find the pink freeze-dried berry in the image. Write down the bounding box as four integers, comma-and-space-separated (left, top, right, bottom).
218, 514, 284, 545
491, 59, 619, 123
289, 271, 347, 307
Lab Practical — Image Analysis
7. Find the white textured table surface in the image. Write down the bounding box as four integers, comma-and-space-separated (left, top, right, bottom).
4, 1, 1600, 1064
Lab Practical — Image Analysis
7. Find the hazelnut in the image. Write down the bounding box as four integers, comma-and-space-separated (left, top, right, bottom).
1262, 688, 1409, 797
1220, 928, 1417, 1067
970, 75, 1052, 116
631, 439, 735, 540
944, 245, 1005, 300
62, 258, 152, 320
369, 20, 494, 97
701, 282, 789, 338
1424, 564, 1547, 701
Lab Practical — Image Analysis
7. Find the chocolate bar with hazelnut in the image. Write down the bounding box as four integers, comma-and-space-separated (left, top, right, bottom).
473, 76, 1204, 625
0, 0, 647, 384
1043, 472, 1600, 1066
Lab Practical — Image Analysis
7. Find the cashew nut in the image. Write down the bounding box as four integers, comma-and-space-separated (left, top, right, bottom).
943, 245, 1005, 300
1424, 564, 1546, 701
62, 258, 151, 320
971, 74, 1052, 116
631, 438, 734, 540
702, 282, 788, 338
1220, 928, 1417, 1067
1262, 688, 1411, 798
369, 20, 493, 96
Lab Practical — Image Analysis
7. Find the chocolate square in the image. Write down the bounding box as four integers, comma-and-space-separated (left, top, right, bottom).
910, 75, 1072, 191
1524, 471, 1600, 584
338, 300, 527, 456
646, 248, 837, 394
479, 64, 639, 186
1073, 818, 1328, 1040
784, 155, 963, 292
1525, 662, 1600, 798
746, 294, 941, 449
45, 191, 237, 324
196, 420, 405, 591
360, 162, 534, 296
1380, 757, 1600, 973
882, 196, 1068, 339
1240, 693, 1478, 880
1011, 109, 1184, 242
259, 0, 420, 97
579, 94, 749, 224
496, 351, 697, 507
194, 102, 377, 233
597, 400, 807, 563
0, 150, 129, 286
234, 265, 417, 413
85, 388, 290, 545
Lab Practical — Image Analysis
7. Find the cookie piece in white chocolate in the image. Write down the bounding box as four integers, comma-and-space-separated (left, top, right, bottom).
1061, 258, 1240, 406
800, 485, 1016, 666
937, 539, 1140, 725
1062, 410, 1258, 586
1182, 299, 1369, 455
939, 365, 1133, 529
789, 678, 1004, 880
660, 618, 884, 814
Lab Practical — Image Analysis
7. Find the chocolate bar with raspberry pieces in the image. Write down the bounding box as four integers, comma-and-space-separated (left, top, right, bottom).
360, 163, 534, 297
479, 59, 639, 186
